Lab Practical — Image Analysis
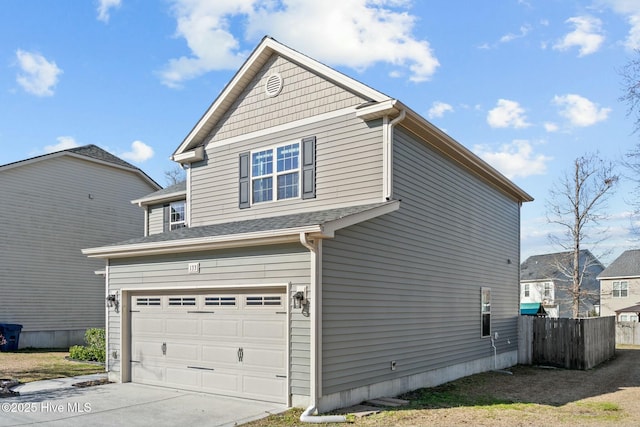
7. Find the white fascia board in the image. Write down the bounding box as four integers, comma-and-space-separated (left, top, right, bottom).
355, 99, 400, 121
172, 146, 205, 164
597, 275, 640, 280
318, 201, 400, 238
131, 191, 187, 206
83, 225, 323, 259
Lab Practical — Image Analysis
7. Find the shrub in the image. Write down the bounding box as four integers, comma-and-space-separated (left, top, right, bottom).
69, 328, 105, 363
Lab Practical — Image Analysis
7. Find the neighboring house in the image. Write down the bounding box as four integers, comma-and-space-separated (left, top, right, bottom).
520, 250, 604, 318
598, 249, 640, 321
131, 181, 187, 236
83, 37, 532, 412
0, 145, 160, 348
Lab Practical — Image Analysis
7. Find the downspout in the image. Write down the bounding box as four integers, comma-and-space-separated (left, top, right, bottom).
383, 109, 406, 201
299, 233, 346, 424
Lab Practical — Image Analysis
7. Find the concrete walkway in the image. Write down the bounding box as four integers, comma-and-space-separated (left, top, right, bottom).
2, 376, 286, 426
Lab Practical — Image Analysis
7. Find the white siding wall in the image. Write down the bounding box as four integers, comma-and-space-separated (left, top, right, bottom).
321, 127, 521, 396
0, 156, 155, 343
147, 204, 164, 235
190, 114, 383, 226
601, 278, 640, 317
106, 244, 311, 398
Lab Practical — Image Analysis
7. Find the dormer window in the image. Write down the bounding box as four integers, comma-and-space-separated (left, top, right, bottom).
169, 201, 186, 230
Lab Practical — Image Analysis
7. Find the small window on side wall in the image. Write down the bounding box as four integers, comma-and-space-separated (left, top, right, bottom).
163, 200, 186, 232
481, 287, 491, 338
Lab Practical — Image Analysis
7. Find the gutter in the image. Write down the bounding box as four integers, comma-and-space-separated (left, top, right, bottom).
299, 233, 346, 424
382, 109, 406, 201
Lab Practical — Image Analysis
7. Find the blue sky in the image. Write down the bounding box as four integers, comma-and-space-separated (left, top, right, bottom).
1, 0, 639, 264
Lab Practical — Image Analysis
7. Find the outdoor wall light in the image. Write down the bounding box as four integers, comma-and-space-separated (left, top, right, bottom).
292, 286, 308, 310
106, 292, 119, 313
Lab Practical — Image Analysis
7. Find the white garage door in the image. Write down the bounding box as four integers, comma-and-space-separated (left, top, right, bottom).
130, 289, 287, 403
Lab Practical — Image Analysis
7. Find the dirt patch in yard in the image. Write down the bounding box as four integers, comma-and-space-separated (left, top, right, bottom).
245, 347, 640, 427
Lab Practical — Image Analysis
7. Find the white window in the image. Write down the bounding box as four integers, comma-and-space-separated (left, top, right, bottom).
251, 143, 300, 203
544, 283, 551, 298
481, 287, 491, 338
613, 281, 628, 298
619, 313, 637, 322
170, 201, 186, 230
524, 284, 530, 297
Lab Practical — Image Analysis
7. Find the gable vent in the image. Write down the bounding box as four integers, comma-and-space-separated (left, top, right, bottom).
265, 73, 283, 97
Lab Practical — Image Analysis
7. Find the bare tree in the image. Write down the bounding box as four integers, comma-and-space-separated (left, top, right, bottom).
619, 51, 640, 225
164, 165, 186, 186
546, 153, 618, 317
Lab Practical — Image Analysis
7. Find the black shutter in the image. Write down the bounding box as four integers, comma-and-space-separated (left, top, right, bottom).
239, 152, 250, 209
163, 204, 170, 232
301, 136, 316, 199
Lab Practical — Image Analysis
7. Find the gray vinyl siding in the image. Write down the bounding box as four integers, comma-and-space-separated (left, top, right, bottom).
321, 127, 521, 395
106, 244, 311, 396
205, 54, 367, 145
147, 204, 165, 235
0, 156, 155, 334
190, 114, 383, 226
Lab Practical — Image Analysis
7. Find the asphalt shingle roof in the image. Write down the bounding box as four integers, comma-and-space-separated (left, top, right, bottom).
101, 202, 392, 248
598, 249, 640, 278
138, 181, 186, 200
520, 250, 602, 281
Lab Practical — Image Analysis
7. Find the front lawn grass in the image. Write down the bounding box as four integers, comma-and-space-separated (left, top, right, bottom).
0, 349, 104, 383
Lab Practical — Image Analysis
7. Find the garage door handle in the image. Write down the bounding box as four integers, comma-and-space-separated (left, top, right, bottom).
162, 342, 167, 355
238, 347, 243, 362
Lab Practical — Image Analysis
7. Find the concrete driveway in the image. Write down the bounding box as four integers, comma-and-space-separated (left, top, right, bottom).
0, 380, 287, 427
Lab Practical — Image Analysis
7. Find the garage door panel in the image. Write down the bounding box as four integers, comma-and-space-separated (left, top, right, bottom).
202, 319, 241, 337
166, 367, 200, 388
202, 371, 240, 393
201, 344, 240, 365
242, 319, 286, 340
243, 374, 286, 399
242, 347, 286, 371
166, 343, 199, 361
166, 318, 199, 335
130, 291, 287, 404
133, 317, 164, 334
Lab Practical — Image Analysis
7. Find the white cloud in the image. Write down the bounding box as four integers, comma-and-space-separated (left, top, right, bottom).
544, 122, 559, 132
552, 94, 611, 127
97, 0, 122, 23
553, 16, 604, 56
120, 140, 154, 162
598, 0, 640, 49
44, 136, 80, 153
474, 140, 551, 179
160, 0, 439, 88
427, 101, 453, 119
15, 50, 63, 96
487, 99, 531, 129
499, 24, 531, 43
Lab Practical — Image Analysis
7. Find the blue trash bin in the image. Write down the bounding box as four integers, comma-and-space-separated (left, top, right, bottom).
0, 324, 22, 351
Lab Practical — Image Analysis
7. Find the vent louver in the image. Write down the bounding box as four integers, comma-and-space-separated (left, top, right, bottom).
265, 73, 283, 97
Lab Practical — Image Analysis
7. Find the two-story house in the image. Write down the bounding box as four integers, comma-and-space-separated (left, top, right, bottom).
599, 249, 640, 321
0, 145, 160, 348
84, 37, 532, 412
520, 250, 604, 318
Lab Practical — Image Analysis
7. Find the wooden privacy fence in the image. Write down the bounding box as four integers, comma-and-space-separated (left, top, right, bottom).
616, 321, 640, 345
518, 316, 615, 369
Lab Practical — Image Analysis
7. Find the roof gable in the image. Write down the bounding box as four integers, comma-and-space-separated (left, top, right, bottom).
173, 36, 391, 157
598, 249, 640, 279
0, 144, 160, 190
520, 250, 605, 282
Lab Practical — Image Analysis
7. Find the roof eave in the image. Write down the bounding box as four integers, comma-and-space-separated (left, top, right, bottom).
131, 191, 187, 206
83, 225, 324, 259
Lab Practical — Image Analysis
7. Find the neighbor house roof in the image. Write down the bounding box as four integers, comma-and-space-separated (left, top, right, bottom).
0, 144, 160, 189
520, 250, 604, 282
615, 303, 640, 314
171, 36, 532, 204
132, 181, 186, 206
83, 201, 400, 258
598, 249, 640, 280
